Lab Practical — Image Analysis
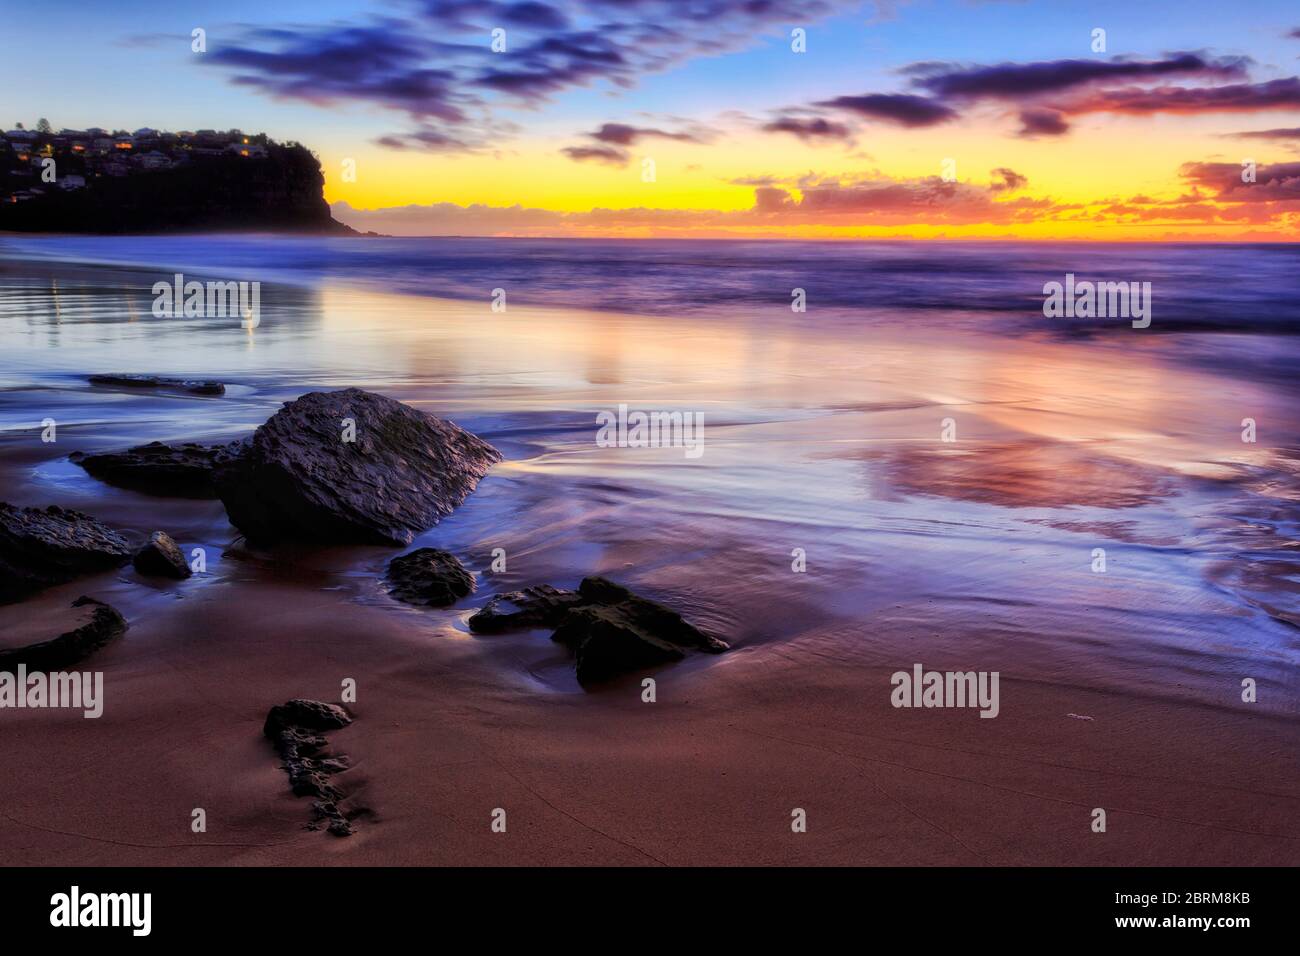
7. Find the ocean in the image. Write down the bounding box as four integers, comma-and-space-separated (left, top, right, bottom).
0, 234, 1296, 865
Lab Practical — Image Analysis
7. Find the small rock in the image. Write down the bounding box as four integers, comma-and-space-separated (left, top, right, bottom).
215, 388, 501, 545
133, 531, 192, 579
89, 374, 225, 396
0, 596, 128, 671
0, 503, 132, 604
468, 584, 585, 633
70, 440, 244, 498
386, 548, 475, 607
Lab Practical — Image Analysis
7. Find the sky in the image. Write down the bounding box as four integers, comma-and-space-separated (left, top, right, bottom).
4, 0, 1300, 239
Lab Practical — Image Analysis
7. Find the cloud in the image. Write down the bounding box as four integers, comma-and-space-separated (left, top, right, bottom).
815, 93, 957, 127
1017, 107, 1069, 136
560, 144, 629, 166
374, 127, 477, 151
1180, 160, 1300, 202
210, 24, 475, 123
1228, 127, 1300, 139
561, 120, 704, 164
204, 1, 851, 150
1062, 77, 1300, 116
761, 116, 853, 141
587, 122, 702, 145
905, 52, 1249, 99
988, 167, 1027, 193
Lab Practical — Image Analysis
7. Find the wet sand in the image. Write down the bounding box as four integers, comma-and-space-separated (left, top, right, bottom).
0, 254, 1297, 865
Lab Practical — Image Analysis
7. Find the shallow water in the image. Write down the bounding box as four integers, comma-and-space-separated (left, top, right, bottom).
0, 237, 1296, 710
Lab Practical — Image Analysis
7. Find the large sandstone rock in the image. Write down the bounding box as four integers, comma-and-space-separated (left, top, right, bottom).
0, 503, 132, 604
71, 440, 244, 498
214, 389, 501, 545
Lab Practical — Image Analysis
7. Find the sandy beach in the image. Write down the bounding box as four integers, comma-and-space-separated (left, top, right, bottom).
1, 241, 1297, 866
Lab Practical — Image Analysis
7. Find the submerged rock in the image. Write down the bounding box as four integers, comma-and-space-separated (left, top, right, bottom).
468, 584, 584, 633
263, 699, 358, 837
132, 531, 192, 579
386, 548, 474, 607
0, 596, 128, 671
215, 388, 501, 545
0, 503, 132, 604
89, 374, 225, 396
70, 440, 244, 498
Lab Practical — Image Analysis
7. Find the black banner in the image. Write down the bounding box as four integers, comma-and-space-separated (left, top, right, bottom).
0, 867, 1287, 942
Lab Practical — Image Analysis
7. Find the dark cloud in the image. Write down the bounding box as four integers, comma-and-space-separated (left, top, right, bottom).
211, 24, 472, 124
1180, 160, 1300, 202
815, 93, 956, 127
561, 144, 629, 166
761, 116, 853, 140
988, 167, 1027, 193
906, 53, 1249, 99
1228, 127, 1300, 139
588, 122, 701, 145
749, 176, 1037, 223
1065, 76, 1300, 115
500, 2, 571, 29
1017, 107, 1069, 136
374, 127, 476, 151
205, 1, 848, 150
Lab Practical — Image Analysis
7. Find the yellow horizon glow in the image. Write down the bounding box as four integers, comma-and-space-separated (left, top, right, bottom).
318, 111, 1300, 241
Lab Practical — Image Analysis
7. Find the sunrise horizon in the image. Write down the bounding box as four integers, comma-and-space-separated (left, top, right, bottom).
6, 0, 1300, 241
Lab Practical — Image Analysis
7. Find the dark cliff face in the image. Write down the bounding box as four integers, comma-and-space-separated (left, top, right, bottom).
0, 144, 352, 234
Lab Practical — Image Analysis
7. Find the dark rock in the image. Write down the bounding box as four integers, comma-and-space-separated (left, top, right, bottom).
554, 604, 686, 684
468, 584, 584, 633
0, 596, 128, 671
550, 577, 728, 685
577, 577, 730, 653
386, 548, 474, 607
89, 374, 225, 396
214, 388, 501, 545
263, 699, 359, 837
0, 503, 132, 604
70, 440, 244, 498
132, 531, 192, 579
